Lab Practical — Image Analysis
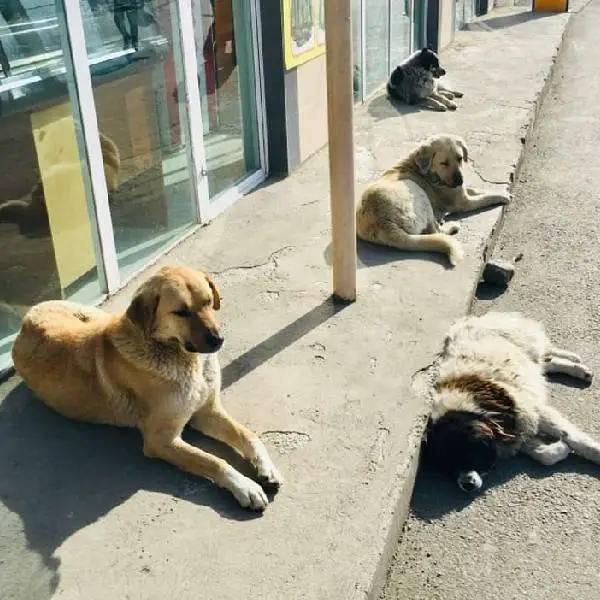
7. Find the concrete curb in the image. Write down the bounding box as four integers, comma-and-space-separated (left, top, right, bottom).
469, 2, 587, 311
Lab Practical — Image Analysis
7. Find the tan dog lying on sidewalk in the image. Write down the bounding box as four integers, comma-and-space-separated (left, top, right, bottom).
356, 135, 510, 267
12, 266, 282, 511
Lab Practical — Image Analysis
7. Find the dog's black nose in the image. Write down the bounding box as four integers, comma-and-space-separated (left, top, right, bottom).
205, 332, 224, 351
439, 68, 446, 76
452, 172, 463, 187
460, 479, 477, 492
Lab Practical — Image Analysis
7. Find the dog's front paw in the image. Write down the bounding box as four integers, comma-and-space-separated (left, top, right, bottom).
498, 193, 511, 205
252, 438, 284, 492
256, 457, 284, 492
222, 466, 269, 511
447, 103, 458, 111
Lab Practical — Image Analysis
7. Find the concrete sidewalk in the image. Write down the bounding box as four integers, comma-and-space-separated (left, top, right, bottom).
0, 4, 583, 599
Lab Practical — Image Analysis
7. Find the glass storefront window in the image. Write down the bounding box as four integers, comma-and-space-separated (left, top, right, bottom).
390, 0, 411, 68
352, 0, 362, 102
193, 0, 261, 199
364, 0, 390, 97
79, 0, 198, 281
357, 0, 414, 100
0, 0, 105, 374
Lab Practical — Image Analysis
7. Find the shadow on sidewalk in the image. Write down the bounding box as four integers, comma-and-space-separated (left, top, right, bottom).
410, 445, 600, 521
0, 384, 267, 597
464, 10, 557, 31
323, 240, 451, 270
367, 94, 424, 122
0, 297, 347, 597
222, 297, 347, 390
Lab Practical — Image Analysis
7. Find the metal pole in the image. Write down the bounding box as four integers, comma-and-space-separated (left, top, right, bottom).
324, 0, 357, 302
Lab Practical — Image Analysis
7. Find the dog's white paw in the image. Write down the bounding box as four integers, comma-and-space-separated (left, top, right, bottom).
448, 241, 465, 267
575, 362, 594, 384
252, 439, 284, 491
221, 466, 269, 511
499, 193, 511, 205
443, 222, 461, 235
541, 440, 571, 465
256, 458, 284, 491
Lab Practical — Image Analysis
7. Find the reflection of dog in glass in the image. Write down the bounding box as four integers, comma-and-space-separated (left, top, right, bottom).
0, 133, 120, 237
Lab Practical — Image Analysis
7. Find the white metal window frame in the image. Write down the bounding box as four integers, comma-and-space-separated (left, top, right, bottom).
60, 0, 268, 297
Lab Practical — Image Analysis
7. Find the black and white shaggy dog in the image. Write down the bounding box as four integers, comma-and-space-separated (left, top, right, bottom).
387, 48, 463, 112
424, 312, 599, 492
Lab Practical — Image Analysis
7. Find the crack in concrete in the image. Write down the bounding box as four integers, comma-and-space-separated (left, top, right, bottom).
214, 246, 294, 276
470, 160, 510, 185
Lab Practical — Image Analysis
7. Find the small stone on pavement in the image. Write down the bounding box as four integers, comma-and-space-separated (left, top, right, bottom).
482, 259, 515, 287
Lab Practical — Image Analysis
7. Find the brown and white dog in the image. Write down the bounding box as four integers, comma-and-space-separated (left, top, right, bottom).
424, 312, 598, 492
12, 265, 283, 510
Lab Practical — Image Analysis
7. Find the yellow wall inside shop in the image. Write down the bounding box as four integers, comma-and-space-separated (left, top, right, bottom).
31, 104, 96, 290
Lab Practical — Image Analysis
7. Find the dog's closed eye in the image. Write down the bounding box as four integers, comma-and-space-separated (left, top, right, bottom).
173, 308, 192, 318
441, 160, 450, 166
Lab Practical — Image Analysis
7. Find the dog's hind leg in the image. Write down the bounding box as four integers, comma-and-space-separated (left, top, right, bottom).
543, 355, 593, 384
520, 438, 571, 466
362, 222, 464, 266
537, 405, 600, 466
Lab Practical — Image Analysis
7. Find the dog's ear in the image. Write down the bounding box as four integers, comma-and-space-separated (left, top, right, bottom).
205, 274, 221, 311
126, 286, 160, 336
455, 137, 469, 162
472, 416, 516, 445
415, 146, 433, 174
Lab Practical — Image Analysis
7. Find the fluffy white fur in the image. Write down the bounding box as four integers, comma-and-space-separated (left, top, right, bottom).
433, 312, 600, 466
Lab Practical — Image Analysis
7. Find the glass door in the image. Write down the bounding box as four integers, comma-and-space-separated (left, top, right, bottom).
192, 0, 262, 203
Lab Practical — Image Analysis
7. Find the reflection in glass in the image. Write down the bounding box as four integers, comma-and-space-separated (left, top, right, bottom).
193, 0, 260, 198
0, 0, 103, 373
79, 0, 197, 280
365, 0, 390, 97
352, 0, 362, 102
390, 0, 411, 67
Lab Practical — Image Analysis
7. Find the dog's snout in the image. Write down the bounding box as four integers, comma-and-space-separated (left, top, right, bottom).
205, 331, 224, 351
457, 470, 482, 493
452, 171, 463, 187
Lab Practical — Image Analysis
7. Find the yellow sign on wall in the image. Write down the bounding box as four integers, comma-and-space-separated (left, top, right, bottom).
282, 0, 326, 70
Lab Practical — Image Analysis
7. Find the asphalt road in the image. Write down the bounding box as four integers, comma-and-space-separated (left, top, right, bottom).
382, 2, 600, 599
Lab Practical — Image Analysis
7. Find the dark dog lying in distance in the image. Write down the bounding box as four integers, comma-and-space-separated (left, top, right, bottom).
387, 48, 463, 112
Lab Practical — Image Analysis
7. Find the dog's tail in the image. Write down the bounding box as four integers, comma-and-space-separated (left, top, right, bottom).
538, 405, 600, 466
359, 223, 464, 267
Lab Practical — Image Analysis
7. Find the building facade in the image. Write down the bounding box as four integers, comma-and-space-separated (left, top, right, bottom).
0, 0, 480, 374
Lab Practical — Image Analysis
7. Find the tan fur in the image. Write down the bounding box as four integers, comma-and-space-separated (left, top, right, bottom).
12, 265, 282, 511
99, 131, 120, 192
356, 134, 510, 267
